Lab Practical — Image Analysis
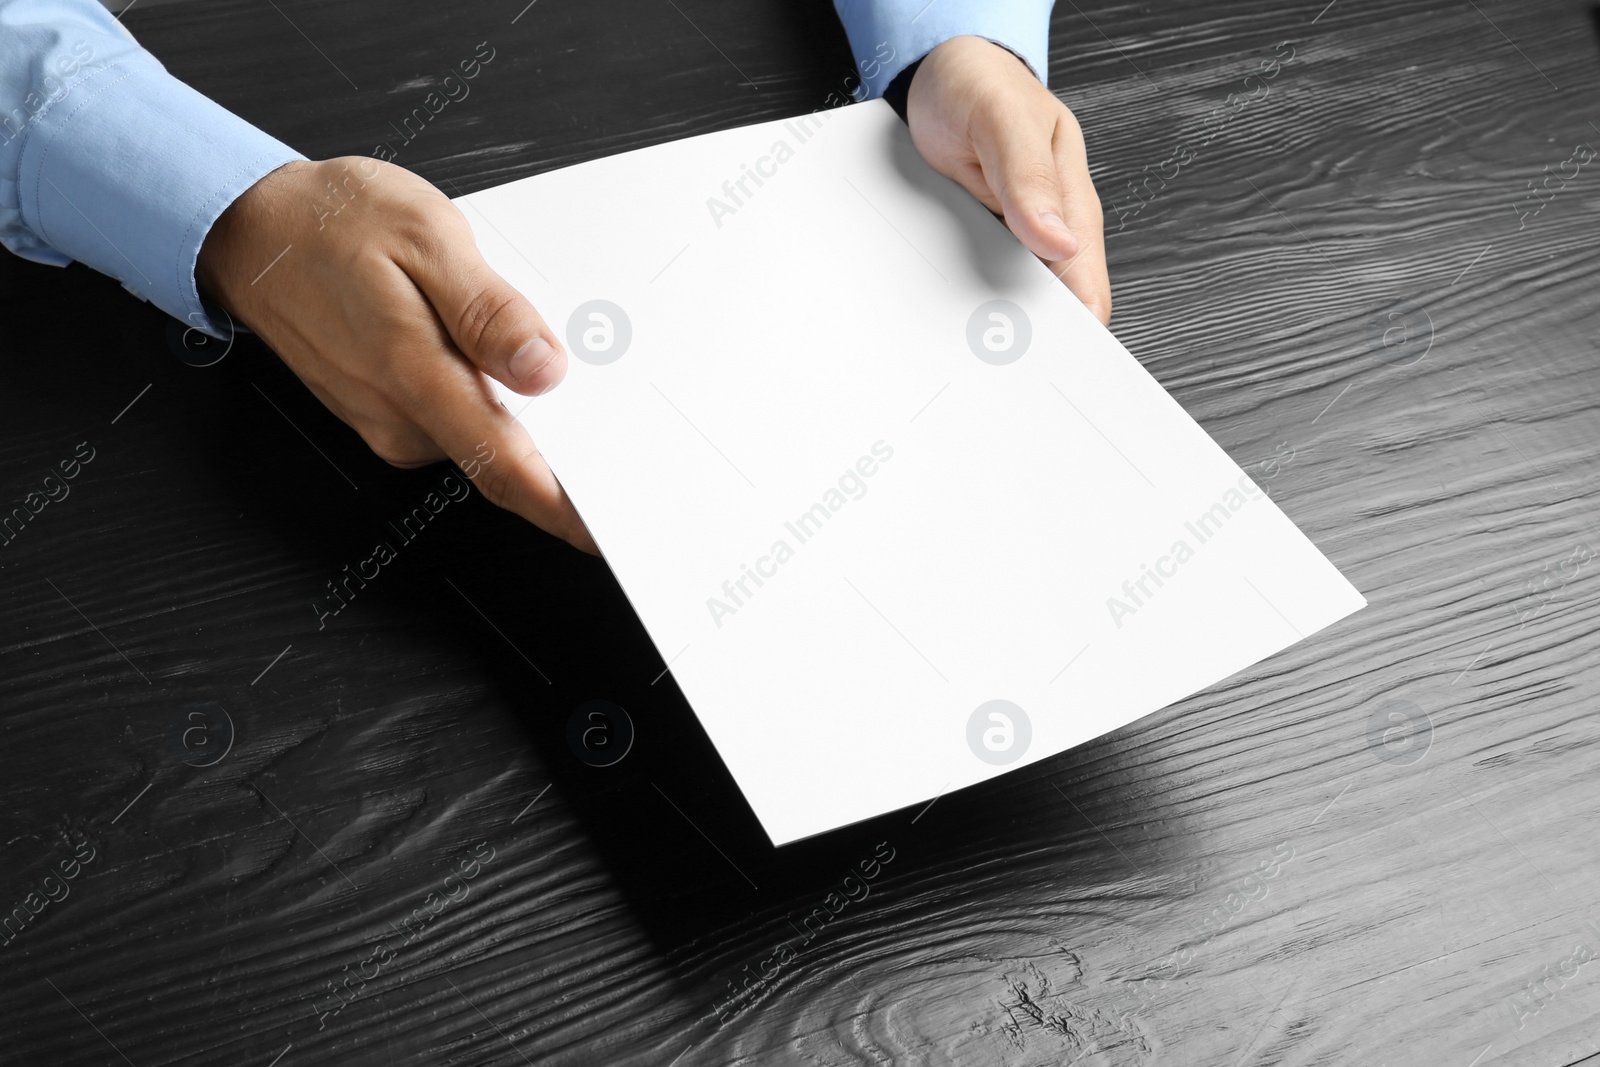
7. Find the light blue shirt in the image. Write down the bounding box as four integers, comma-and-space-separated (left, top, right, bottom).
1, 0, 1053, 337
0, 0, 302, 336
832, 0, 1052, 100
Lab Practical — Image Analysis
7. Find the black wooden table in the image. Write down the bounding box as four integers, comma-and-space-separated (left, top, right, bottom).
3, 1, 1599, 1063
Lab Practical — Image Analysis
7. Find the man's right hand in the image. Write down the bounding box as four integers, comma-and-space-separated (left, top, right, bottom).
196, 156, 598, 554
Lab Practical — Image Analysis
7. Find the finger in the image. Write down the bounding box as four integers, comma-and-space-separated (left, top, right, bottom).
359, 420, 449, 470
1046, 113, 1112, 325
279, 359, 451, 469
969, 104, 1079, 263
398, 210, 568, 398
412, 355, 598, 554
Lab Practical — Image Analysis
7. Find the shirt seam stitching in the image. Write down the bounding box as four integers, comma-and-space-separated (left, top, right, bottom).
24, 61, 139, 250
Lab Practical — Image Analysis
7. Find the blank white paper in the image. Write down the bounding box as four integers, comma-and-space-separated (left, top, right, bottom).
455, 99, 1367, 846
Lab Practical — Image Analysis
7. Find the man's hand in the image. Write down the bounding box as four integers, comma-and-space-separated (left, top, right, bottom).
196, 157, 597, 553
906, 35, 1111, 325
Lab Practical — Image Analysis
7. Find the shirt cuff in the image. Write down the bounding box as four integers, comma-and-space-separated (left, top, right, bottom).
832, 0, 1054, 101
16, 52, 302, 337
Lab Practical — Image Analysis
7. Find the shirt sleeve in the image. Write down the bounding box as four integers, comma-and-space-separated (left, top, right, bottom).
832, 0, 1055, 100
0, 0, 304, 336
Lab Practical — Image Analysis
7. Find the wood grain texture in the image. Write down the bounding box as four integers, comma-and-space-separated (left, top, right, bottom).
3, 0, 1599, 1064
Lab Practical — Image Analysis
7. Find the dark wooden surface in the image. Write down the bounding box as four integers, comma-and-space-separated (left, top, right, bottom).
3, 1, 1600, 1063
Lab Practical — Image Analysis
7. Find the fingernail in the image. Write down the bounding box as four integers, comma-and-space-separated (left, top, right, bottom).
508, 337, 557, 384
1041, 212, 1074, 238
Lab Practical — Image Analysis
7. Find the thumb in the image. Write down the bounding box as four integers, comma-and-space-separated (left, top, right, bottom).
401, 223, 568, 398
971, 112, 1080, 264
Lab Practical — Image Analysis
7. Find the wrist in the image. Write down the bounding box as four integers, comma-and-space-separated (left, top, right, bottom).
915, 34, 1033, 87
196, 159, 312, 319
